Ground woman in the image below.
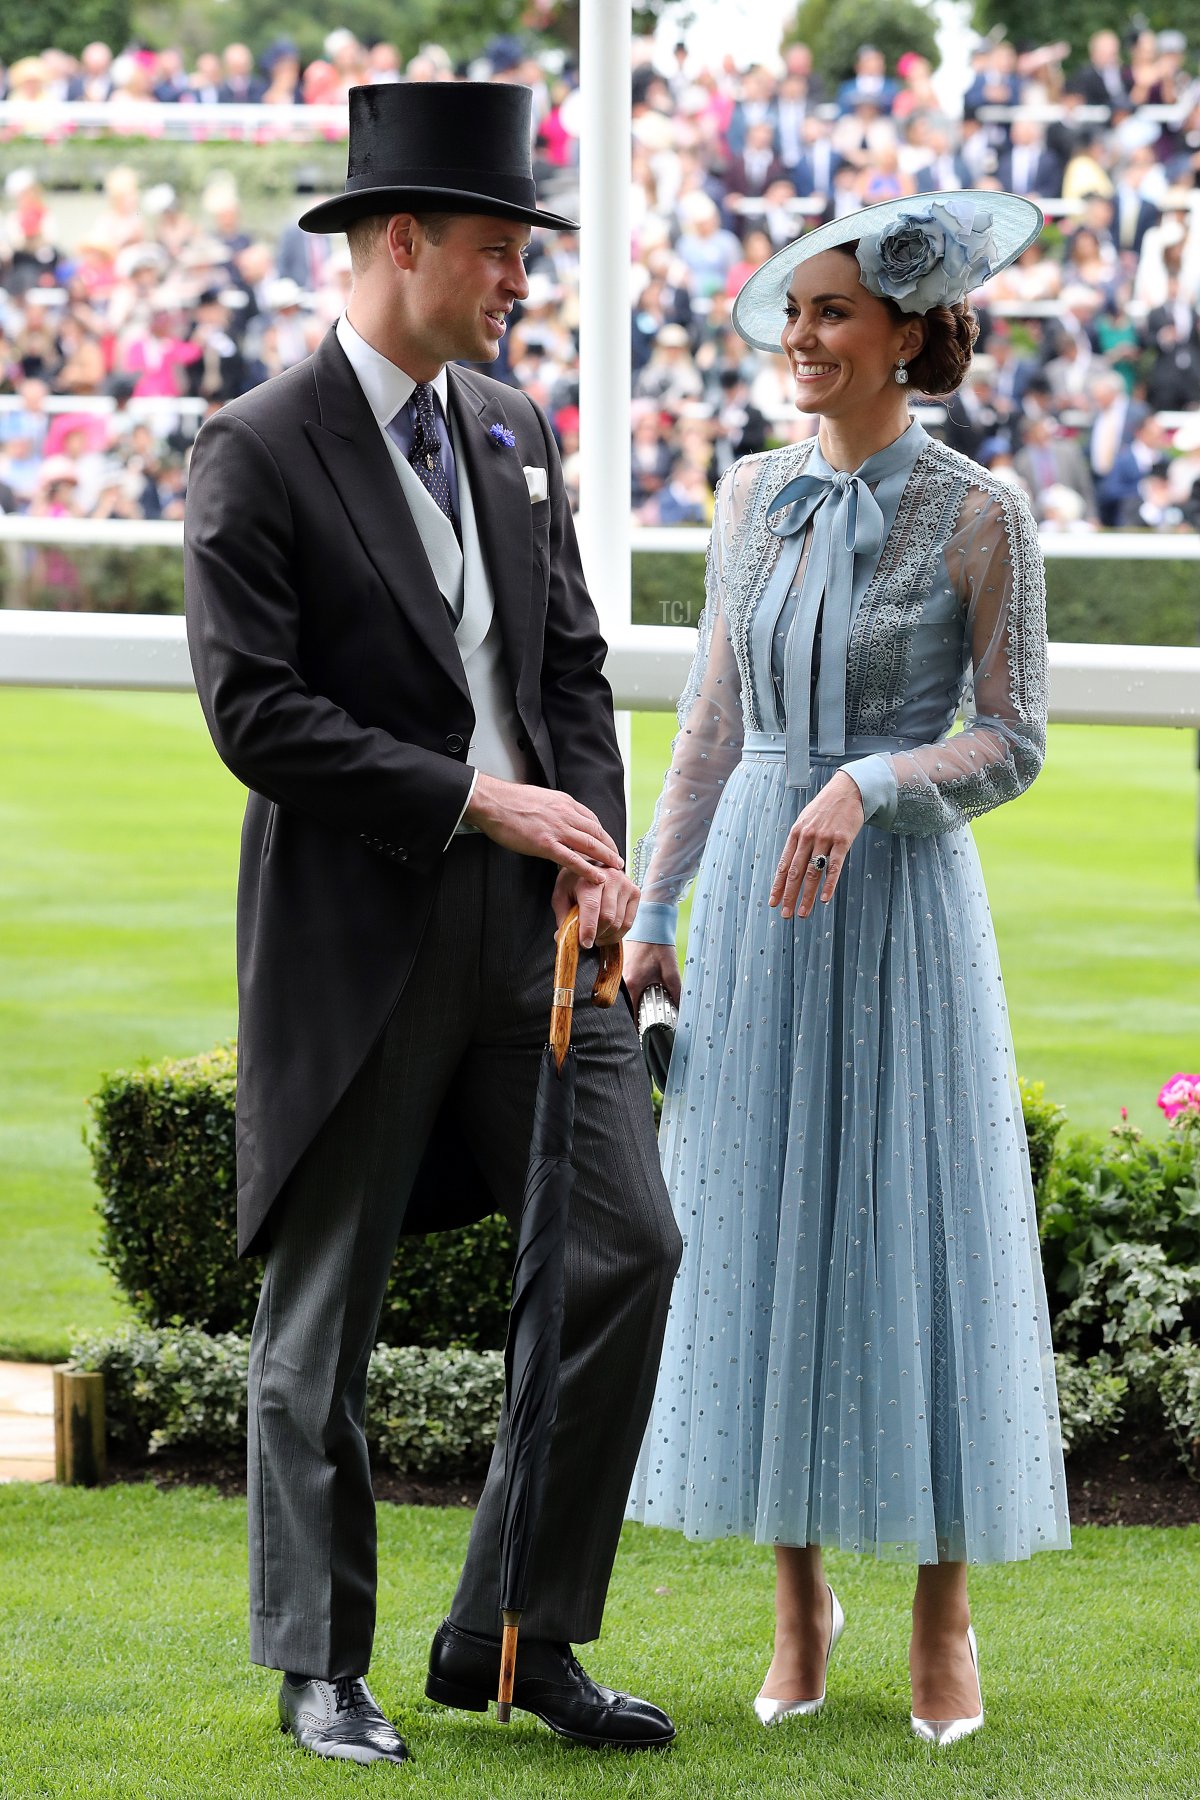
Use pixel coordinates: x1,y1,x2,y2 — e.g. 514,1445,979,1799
625,193,1070,1744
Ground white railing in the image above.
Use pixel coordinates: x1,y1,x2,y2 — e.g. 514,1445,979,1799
2,609,1198,726
0,394,207,420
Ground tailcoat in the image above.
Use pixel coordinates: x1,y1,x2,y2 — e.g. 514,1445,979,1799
185,329,625,1253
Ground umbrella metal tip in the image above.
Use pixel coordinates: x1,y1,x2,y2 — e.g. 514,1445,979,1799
496,1701,512,1724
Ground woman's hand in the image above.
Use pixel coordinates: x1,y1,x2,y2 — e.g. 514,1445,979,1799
623,939,682,1013
770,770,865,920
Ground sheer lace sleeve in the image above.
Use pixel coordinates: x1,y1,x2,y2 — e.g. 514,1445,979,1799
843,479,1047,837
627,461,752,942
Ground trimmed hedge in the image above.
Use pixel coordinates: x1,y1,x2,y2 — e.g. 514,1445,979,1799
0,141,346,216
972,0,1200,76
69,1324,503,1476
630,549,1200,646
0,0,129,64
3,544,1198,649
73,1320,1200,1479
787,0,941,83
88,1047,515,1350
85,1044,1200,1480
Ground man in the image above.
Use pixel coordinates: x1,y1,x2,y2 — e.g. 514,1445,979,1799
790,117,842,213
725,63,779,158
997,118,1064,199
1013,413,1097,523
724,118,789,205
1068,29,1132,114
1111,147,1162,259
1087,370,1147,526
65,41,114,103
184,82,680,1768
1099,414,1167,526
217,43,266,104
836,43,897,114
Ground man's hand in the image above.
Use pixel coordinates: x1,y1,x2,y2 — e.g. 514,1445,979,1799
551,865,641,949
465,773,624,878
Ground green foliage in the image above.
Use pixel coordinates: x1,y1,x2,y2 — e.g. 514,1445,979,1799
1052,1350,1128,1455
87,1046,516,1349
1020,1077,1068,1204
69,1323,504,1473
787,0,940,84
1058,1241,1200,1354
0,546,184,616
366,1343,503,1475
0,0,130,64
89,1046,244,1330
1042,552,1200,648
1038,1114,1200,1314
972,1,1200,71
70,1323,249,1455
218,0,528,66
1156,1340,1200,1480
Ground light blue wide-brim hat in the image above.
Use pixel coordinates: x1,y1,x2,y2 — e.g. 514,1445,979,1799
732,189,1043,353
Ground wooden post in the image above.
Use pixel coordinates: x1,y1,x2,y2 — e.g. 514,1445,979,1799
53,1368,106,1486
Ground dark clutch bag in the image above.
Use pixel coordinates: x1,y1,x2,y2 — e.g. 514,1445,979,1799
637,983,678,1091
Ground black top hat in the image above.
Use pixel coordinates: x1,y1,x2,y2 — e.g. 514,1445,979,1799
298,82,578,235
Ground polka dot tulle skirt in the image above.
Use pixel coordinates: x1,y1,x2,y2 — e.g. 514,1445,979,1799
627,753,1071,1564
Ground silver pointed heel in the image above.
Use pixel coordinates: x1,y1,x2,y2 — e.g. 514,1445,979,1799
754,1587,845,1725
910,1623,984,1746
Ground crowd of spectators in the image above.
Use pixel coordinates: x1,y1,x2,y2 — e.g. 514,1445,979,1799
5,24,1200,532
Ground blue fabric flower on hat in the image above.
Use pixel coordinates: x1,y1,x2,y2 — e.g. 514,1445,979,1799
488,422,517,449
856,199,998,314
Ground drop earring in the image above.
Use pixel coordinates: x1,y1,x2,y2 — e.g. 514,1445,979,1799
894,357,909,386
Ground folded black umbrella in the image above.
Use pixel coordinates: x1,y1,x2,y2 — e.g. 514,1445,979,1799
637,982,678,1092
496,906,622,1721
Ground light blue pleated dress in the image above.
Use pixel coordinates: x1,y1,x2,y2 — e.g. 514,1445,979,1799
626,420,1070,1564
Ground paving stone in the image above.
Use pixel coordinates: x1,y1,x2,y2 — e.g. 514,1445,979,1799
0,1361,55,1484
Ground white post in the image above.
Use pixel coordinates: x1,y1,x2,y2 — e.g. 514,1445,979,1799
578,0,634,842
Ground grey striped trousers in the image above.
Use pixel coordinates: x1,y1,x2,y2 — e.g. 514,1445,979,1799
247,835,681,1679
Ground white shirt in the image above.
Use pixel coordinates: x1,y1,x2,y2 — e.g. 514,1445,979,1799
335,311,450,438
334,312,478,838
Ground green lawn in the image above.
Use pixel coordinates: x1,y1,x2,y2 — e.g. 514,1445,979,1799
2,691,1199,1362
1,1485,1196,1799
0,691,240,1360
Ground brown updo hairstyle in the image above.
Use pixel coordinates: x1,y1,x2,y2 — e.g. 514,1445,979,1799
834,244,980,396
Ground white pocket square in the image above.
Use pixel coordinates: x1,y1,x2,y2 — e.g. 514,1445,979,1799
523,465,548,504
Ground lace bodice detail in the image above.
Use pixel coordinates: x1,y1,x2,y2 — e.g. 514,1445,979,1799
631,431,1048,938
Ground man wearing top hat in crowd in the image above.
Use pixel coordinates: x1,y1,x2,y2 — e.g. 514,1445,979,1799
184,81,681,1766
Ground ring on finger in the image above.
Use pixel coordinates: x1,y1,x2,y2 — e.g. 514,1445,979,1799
809,852,829,874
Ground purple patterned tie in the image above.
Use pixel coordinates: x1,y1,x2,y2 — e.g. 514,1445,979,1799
407,381,457,529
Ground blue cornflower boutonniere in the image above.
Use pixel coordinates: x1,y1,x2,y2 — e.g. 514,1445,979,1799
488,422,516,450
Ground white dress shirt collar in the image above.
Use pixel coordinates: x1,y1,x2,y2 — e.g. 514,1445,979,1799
335,312,450,428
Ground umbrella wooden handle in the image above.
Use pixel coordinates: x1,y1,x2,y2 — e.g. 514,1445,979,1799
497,1609,520,1722
550,907,623,1070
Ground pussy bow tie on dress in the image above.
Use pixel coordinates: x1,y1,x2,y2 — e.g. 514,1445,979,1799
750,423,926,789
765,465,886,789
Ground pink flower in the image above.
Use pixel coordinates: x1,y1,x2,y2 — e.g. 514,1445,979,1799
1157,1073,1200,1121
1120,1106,1128,1121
